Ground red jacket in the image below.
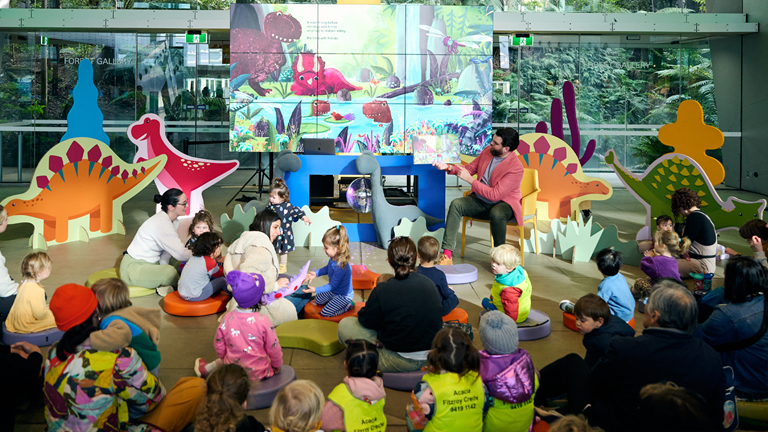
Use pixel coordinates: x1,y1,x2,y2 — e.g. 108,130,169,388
448,147,524,224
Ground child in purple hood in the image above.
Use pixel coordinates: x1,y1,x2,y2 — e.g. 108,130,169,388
479,311,538,432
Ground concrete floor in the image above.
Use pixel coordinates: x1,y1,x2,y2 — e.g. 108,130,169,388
3,170,766,432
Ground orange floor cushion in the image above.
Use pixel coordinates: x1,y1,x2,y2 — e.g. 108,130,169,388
628,317,635,330
563,312,579,332
352,265,380,290
443,307,468,324
303,300,365,323
162,291,229,317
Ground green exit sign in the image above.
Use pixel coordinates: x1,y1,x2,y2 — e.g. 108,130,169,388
40,36,49,46
186,32,208,44
512,35,533,46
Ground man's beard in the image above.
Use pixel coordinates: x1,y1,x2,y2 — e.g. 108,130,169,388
490,147,503,157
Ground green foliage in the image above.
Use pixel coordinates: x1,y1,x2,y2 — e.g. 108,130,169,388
362,84,379,99
630,136,673,168
272,82,294,100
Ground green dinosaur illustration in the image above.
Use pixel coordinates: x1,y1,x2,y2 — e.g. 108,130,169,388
605,150,765,232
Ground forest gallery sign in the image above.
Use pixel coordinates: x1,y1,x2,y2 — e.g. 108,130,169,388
586,60,653,71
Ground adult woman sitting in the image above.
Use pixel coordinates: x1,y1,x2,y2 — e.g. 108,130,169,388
223,209,297,326
120,189,192,296
695,256,768,399
337,237,443,372
671,188,717,276
45,283,205,432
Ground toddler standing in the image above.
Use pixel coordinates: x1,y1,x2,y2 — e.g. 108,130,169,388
270,380,326,432
416,236,459,317
595,248,635,323
303,226,353,318
193,364,267,432
406,327,486,432
179,232,226,302
0,204,18,322
479,311,538,432
633,230,689,299
322,340,387,431
268,178,311,274
195,270,283,381
6,252,56,333
89,278,162,376
481,244,533,323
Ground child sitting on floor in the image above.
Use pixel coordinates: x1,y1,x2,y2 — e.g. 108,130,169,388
5,252,56,333
481,244,533,323
271,380,326,432
633,230,689,299
195,271,282,381
595,248,635,323
416,236,459,317
322,340,386,431
303,225,354,318
89,278,162,376
193,364,267,432
406,327,486,432
479,311,538,432
179,232,226,302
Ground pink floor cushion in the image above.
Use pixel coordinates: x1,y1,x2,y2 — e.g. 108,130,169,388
2,322,64,347
246,365,297,409
435,264,478,284
518,310,551,341
382,370,427,391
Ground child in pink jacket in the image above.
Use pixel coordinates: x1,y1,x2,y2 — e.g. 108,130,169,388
194,271,282,381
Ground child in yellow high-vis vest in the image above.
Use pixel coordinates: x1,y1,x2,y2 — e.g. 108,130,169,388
270,380,326,432
481,245,533,323
322,340,387,431
406,327,487,432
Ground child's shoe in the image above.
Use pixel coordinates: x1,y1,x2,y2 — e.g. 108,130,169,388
279,264,288,274
156,285,174,297
194,358,208,378
436,255,453,266
559,300,575,314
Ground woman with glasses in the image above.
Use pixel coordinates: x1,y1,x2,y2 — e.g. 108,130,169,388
120,188,192,296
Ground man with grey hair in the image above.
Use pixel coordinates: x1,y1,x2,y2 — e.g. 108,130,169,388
588,282,725,432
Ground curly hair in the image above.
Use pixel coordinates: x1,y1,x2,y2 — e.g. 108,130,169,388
670,188,701,218
270,178,290,202
192,232,223,258
653,230,691,258
195,364,251,432
188,209,214,238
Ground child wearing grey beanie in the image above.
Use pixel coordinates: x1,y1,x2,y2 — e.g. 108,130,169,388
479,311,538,431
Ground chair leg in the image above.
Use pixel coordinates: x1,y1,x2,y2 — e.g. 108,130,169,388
519,225,524,266
461,217,467,257
533,217,540,255
489,226,494,249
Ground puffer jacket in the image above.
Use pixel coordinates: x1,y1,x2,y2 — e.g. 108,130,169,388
480,349,538,432
223,231,297,326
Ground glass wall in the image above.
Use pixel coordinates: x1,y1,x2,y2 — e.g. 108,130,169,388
0,30,249,182
492,34,730,173
6,0,706,13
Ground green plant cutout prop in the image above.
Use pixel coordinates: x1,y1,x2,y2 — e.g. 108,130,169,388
554,216,604,264
605,150,765,233
292,206,341,248
522,219,568,256
220,204,257,246
658,100,725,186
393,217,445,247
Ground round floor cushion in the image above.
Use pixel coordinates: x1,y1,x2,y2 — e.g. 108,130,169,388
162,291,229,317
352,265,380,290
382,370,427,391
443,307,469,324
246,365,297,409
518,309,551,341
85,268,155,298
303,300,365,323
2,322,64,347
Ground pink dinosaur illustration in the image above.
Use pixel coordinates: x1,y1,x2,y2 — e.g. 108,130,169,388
129,114,240,216
291,53,362,96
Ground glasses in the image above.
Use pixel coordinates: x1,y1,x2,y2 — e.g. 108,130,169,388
178,201,188,207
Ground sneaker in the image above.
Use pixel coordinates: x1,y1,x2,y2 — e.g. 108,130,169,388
194,358,208,378
559,300,575,314
279,264,288,274
156,285,174,297
436,255,453,266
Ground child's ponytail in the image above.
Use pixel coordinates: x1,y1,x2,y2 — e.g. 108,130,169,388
654,230,689,257
195,364,251,432
426,327,480,379
270,178,290,202
322,225,350,269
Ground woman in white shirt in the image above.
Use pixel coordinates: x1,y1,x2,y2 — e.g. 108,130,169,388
0,204,19,321
120,189,192,296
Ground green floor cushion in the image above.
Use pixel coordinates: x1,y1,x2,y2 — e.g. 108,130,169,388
85,268,156,298
737,400,768,424
276,319,345,357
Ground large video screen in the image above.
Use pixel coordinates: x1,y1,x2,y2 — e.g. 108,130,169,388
229,4,493,155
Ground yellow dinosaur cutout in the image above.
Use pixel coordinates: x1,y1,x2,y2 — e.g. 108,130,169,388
658,100,725,186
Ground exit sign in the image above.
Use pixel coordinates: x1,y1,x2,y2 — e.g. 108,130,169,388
40,36,49,45
512,35,533,46
186,32,208,44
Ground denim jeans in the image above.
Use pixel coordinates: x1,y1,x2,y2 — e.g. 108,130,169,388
337,317,426,372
